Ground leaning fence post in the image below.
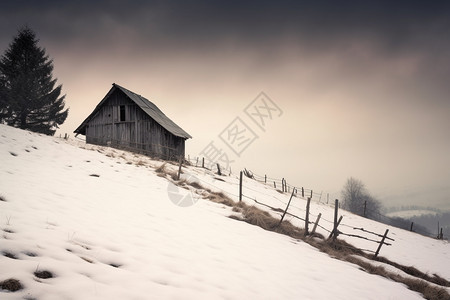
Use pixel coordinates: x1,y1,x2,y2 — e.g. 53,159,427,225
310,213,322,236
332,216,343,242
239,171,243,202
374,229,389,258
304,197,311,236
279,189,295,225
328,199,339,239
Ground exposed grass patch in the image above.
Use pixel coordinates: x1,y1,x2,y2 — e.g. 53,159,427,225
34,270,53,279
0,278,23,292
189,181,202,189
207,192,235,207
375,256,450,287
155,163,167,174
345,256,450,300
136,160,146,166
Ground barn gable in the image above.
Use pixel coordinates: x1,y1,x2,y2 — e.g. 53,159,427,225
74,83,191,159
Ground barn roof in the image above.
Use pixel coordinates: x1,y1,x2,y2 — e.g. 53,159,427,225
74,83,192,139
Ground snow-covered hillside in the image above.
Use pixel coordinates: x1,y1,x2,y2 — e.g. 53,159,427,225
0,124,448,299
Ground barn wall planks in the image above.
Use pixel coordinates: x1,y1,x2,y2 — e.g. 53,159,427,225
85,89,186,160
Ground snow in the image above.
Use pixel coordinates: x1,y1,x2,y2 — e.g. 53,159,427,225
0,124,447,299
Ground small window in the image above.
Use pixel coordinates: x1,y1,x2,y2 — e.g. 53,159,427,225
119,105,126,122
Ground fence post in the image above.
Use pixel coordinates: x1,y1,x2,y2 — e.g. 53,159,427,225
282,178,285,192
374,229,389,258
327,193,329,204
440,228,443,240
304,197,311,236
177,156,183,180
265,175,267,183
302,187,304,198
328,199,339,240
332,216,343,242
195,157,198,167
202,157,205,168
410,222,414,232
274,181,276,189
437,222,440,239
279,189,295,225
217,163,221,176
310,213,322,236
239,171,243,202
310,190,313,199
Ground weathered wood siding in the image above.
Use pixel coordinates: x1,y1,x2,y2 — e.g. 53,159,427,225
85,89,185,159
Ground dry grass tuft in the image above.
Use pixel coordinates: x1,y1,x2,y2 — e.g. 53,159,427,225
230,204,304,239
189,181,203,189
169,171,178,181
136,160,146,167
0,195,6,202
345,256,450,300
375,256,450,287
34,270,53,279
207,192,235,207
0,278,23,292
155,163,167,174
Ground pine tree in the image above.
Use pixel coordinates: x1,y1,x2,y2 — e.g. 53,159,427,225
0,26,68,135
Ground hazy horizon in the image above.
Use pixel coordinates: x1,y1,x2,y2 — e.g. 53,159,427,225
1,0,449,211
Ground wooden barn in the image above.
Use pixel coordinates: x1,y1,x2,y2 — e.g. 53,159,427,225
74,83,192,159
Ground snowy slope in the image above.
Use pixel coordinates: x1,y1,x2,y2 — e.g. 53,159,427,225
0,124,443,299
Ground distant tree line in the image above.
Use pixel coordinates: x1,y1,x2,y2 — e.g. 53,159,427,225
341,177,447,239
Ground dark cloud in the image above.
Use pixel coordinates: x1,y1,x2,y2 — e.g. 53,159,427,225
3,1,450,50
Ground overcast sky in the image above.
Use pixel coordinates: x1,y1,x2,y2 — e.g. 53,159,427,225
1,0,450,210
